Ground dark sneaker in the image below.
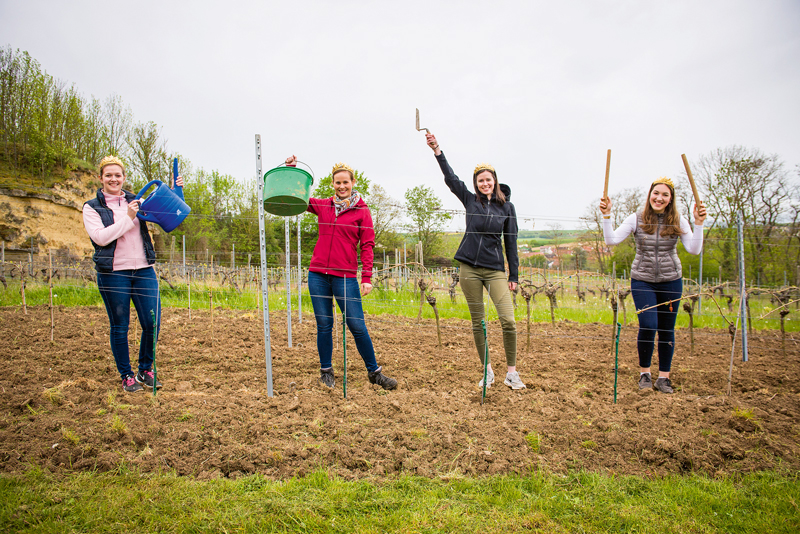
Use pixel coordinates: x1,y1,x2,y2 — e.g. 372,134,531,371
638,373,652,390
122,375,143,393
654,377,674,394
368,366,397,390
136,370,162,390
319,368,335,388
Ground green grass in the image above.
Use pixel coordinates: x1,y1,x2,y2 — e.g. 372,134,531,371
1,469,798,533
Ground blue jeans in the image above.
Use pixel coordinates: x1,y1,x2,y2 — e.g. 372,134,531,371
630,277,683,373
307,271,378,372
96,267,161,379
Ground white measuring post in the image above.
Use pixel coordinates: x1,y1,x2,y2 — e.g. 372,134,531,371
255,134,274,397
297,214,302,324
285,217,292,347
736,213,748,362
182,235,186,278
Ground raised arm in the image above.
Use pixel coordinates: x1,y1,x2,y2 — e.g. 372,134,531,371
425,133,472,206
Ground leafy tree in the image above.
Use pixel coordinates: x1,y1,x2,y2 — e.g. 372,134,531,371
690,146,794,284
368,183,403,250
403,185,451,260
128,121,168,186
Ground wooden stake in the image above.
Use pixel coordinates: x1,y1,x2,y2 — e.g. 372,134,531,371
20,262,27,315
603,149,611,199
681,154,702,207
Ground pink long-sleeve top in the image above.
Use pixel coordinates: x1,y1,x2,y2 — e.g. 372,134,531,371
82,191,150,271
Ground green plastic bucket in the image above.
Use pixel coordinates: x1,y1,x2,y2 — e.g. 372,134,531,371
263,165,314,216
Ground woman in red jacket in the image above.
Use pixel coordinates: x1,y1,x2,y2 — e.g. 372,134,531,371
286,156,397,390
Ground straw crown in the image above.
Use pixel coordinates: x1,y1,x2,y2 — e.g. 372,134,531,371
331,162,354,176
98,155,126,174
652,177,675,188
474,163,495,175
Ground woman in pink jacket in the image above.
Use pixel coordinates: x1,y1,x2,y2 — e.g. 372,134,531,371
286,156,397,390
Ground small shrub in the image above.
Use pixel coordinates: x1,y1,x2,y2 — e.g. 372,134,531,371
110,415,127,435
581,440,597,450
61,427,80,445
177,410,193,422
733,407,754,420
525,432,541,453
409,428,428,439
42,387,64,406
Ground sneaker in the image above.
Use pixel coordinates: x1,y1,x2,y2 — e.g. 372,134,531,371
654,377,674,394
319,368,335,388
479,368,495,389
638,373,652,390
504,371,527,390
368,366,397,390
136,369,163,390
122,375,143,393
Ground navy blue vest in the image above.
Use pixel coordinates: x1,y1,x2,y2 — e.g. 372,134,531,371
84,189,156,272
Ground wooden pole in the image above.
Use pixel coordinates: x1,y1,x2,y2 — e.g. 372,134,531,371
681,154,702,207
20,262,27,315
603,149,611,199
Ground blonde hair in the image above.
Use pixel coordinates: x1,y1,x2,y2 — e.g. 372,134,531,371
98,155,126,176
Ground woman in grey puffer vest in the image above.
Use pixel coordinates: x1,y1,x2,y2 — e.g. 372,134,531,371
600,178,706,394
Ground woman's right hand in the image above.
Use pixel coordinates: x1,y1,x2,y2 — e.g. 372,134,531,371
426,133,441,156
127,199,141,221
599,196,612,216
285,155,297,167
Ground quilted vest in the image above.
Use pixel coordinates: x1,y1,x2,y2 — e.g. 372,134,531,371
630,212,682,283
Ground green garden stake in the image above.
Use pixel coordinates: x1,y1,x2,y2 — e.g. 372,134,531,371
343,314,347,399
613,321,621,404
151,309,158,398
481,319,488,405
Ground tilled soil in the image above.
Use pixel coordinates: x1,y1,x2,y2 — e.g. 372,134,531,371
1,306,798,480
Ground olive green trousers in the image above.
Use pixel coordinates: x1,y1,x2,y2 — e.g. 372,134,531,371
458,262,517,367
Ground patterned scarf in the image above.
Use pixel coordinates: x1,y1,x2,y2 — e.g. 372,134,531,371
333,190,361,216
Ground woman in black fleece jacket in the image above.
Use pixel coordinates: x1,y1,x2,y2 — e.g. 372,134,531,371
425,133,525,390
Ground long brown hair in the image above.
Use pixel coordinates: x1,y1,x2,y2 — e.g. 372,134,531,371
640,181,682,237
472,169,506,205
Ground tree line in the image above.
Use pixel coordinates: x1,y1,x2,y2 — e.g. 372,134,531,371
0,46,458,265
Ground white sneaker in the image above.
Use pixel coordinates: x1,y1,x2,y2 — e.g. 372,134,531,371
504,371,527,390
478,369,494,389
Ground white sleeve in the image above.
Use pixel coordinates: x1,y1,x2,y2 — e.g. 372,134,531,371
602,213,637,246
679,217,704,255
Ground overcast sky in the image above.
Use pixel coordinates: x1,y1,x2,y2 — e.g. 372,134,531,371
2,0,798,230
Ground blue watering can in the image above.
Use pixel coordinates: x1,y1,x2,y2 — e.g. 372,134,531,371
134,159,191,232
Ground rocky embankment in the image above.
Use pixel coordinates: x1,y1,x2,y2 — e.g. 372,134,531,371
0,171,98,257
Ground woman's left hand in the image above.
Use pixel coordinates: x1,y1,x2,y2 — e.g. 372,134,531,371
694,202,707,226
361,283,373,296
509,281,517,292
175,175,184,187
